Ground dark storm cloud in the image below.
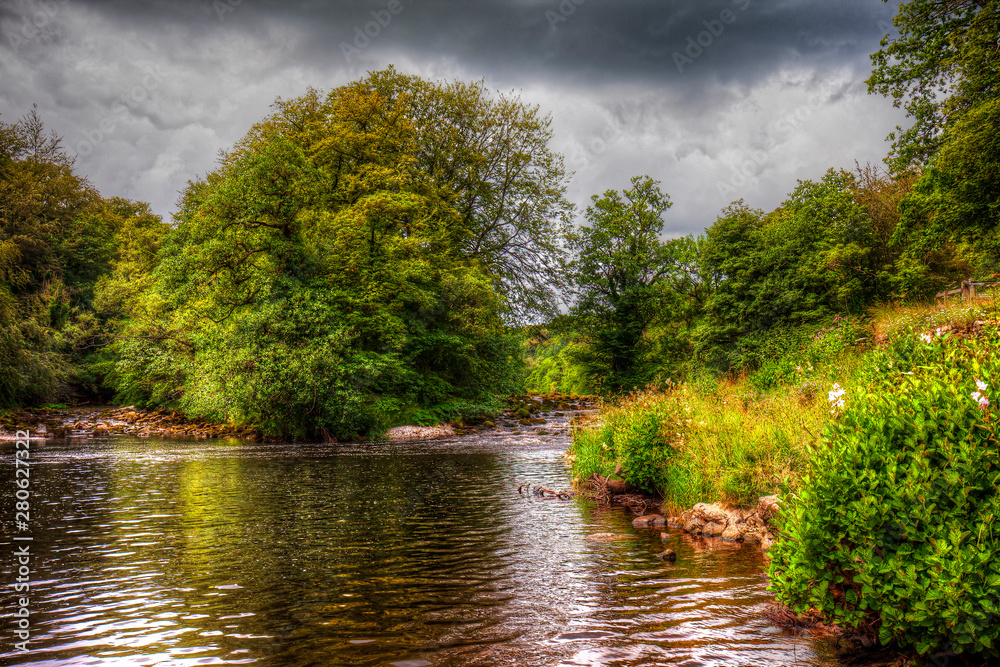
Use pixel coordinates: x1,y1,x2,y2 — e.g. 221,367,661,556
0,0,907,233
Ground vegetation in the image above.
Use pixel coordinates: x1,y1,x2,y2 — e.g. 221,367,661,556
3,0,1000,654
770,318,1000,657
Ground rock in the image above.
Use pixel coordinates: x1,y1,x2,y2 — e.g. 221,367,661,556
757,495,782,522
743,531,763,545
683,518,705,535
657,549,677,562
702,521,726,537
52,427,67,438
536,429,548,435
482,421,495,428
586,533,632,543
518,419,532,426
632,514,666,528
721,524,744,542
693,502,729,525
605,478,631,494
660,531,675,542
93,426,110,437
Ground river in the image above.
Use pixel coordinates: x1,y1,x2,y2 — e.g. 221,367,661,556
0,413,841,666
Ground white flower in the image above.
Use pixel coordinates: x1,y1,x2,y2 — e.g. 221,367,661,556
920,333,932,344
935,327,945,337
976,379,988,392
828,383,846,413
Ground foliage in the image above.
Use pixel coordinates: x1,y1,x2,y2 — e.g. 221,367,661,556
570,383,823,511
109,70,534,439
868,0,1000,171
768,325,1000,656
565,175,709,392
521,329,590,395
0,108,158,406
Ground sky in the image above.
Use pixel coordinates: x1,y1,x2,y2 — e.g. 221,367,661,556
0,0,908,236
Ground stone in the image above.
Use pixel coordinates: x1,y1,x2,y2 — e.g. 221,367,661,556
657,549,677,562
721,524,744,542
660,531,675,542
586,533,631,543
757,495,782,522
743,531,762,545
702,521,726,537
482,421,495,428
632,514,666,528
693,502,730,525
683,518,705,535
93,426,110,437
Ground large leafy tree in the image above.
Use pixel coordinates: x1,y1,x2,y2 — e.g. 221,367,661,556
565,175,705,392
868,0,1000,171
111,69,540,439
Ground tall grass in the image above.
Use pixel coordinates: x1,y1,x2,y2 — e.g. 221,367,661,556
569,381,828,513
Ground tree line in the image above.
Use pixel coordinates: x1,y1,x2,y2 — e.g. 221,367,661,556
2,0,997,440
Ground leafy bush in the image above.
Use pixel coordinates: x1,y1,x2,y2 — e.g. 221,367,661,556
768,326,1000,657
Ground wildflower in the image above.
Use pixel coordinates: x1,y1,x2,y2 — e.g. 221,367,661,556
828,383,846,413
972,379,990,410
920,333,932,344
935,327,945,337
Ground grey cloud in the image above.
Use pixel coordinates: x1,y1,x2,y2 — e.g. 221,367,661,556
0,0,908,235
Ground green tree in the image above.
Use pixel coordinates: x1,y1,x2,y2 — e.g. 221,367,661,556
110,70,534,439
0,108,148,405
868,0,1000,171
566,175,703,392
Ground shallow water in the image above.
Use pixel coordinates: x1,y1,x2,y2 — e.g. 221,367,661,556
0,419,840,666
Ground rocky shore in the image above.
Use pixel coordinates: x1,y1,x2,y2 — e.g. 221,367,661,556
630,495,783,554
0,393,601,443
0,405,254,441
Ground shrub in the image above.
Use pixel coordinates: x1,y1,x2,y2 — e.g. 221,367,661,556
768,326,1000,657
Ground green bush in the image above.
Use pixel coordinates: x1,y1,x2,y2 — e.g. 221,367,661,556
768,326,1000,657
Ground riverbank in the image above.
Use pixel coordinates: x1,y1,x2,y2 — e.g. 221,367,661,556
567,300,1000,661
0,392,601,443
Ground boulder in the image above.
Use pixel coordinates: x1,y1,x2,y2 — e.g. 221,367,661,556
702,521,726,537
586,533,631,543
756,495,782,522
683,517,705,535
660,531,675,542
632,514,666,529
721,524,744,542
693,502,729,525
656,549,677,562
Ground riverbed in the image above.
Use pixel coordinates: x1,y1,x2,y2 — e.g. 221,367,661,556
0,416,840,666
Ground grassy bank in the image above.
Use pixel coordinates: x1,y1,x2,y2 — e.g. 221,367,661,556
569,298,1000,658
568,299,998,510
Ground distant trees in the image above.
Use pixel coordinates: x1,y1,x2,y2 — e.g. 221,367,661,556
564,176,710,391
0,109,162,406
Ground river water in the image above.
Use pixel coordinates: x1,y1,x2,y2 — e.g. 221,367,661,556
0,417,841,666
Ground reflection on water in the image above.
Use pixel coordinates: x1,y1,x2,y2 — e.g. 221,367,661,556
0,425,839,666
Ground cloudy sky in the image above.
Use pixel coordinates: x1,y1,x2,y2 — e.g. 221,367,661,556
0,0,907,236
